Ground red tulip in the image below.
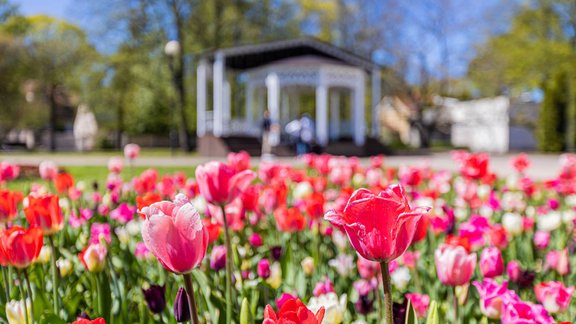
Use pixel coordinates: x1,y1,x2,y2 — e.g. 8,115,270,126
263,297,325,324
460,153,489,180
141,194,208,274
195,161,255,206
136,192,162,218
73,318,106,324
24,194,64,235
54,172,74,193
227,151,251,172
0,190,23,223
0,226,43,268
324,185,429,262
274,206,306,233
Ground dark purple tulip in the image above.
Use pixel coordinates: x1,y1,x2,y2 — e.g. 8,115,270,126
354,295,373,315
271,246,283,260
393,300,408,324
142,285,166,314
516,270,536,288
174,287,191,322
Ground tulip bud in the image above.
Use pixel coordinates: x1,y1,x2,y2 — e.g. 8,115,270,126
534,231,550,249
270,246,282,261
257,259,271,279
249,233,263,248
6,299,31,324
56,258,73,277
209,245,226,271
480,247,504,278
507,261,521,282
37,246,52,264
301,257,315,276
78,243,107,273
266,262,282,289
142,285,166,314
174,287,191,322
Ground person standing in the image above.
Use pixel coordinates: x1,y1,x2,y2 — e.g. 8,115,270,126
261,110,272,156
298,113,314,155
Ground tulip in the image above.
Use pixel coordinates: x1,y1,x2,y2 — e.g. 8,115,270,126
506,261,521,282
264,297,325,324
24,194,63,235
142,285,166,314
405,293,430,317
249,233,263,248
79,243,107,273
534,281,575,314
0,226,43,268
90,223,111,245
301,256,315,276
110,203,136,224
313,278,335,297
56,258,73,277
545,249,570,276
124,143,140,160
480,247,503,278
391,267,411,290
325,185,428,324
209,245,226,271
54,172,74,194
257,259,271,279
226,150,251,172
534,231,550,249
0,190,23,224
6,299,31,324
173,287,191,322
266,262,282,289
473,279,509,319
273,206,305,232
501,299,554,324
140,194,207,324
308,292,347,324
107,157,123,174
72,319,106,324
39,161,58,180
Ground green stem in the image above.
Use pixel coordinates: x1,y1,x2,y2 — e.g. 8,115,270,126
2,266,10,301
96,274,104,318
48,236,60,315
452,286,458,324
17,271,29,324
379,261,393,324
221,204,234,324
183,273,200,324
23,269,34,322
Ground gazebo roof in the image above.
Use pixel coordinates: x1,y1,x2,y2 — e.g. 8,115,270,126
199,37,381,72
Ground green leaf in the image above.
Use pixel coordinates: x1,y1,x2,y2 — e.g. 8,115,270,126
39,313,66,324
425,300,439,324
405,299,418,324
239,297,252,324
191,270,218,322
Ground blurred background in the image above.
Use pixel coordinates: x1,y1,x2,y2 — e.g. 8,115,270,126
0,0,574,155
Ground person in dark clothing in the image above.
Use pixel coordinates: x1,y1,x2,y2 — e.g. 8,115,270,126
261,110,272,155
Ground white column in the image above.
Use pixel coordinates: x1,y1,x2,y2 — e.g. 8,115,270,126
265,73,280,123
213,52,225,137
352,74,366,146
196,59,207,137
316,85,329,146
245,82,254,128
223,80,231,134
371,69,381,137
330,91,340,140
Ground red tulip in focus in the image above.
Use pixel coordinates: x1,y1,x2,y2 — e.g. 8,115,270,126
324,185,429,262
263,297,325,324
24,194,63,235
54,172,74,193
435,243,477,286
0,190,23,223
141,194,208,274
0,226,43,268
195,161,255,206
411,214,429,244
274,206,306,232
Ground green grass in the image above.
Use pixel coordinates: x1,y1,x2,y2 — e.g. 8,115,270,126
1,148,198,158
6,165,197,192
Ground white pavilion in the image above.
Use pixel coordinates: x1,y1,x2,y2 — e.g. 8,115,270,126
196,38,384,156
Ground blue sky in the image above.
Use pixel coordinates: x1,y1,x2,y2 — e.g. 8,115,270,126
14,0,71,20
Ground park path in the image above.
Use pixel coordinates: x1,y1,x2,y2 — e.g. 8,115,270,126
0,152,564,181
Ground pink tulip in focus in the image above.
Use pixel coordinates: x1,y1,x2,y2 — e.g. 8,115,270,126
435,243,477,286
534,281,575,314
108,157,124,174
405,293,429,317
480,246,503,278
39,161,58,180
473,279,509,319
141,193,208,274
324,185,429,263
195,161,256,206
124,143,140,160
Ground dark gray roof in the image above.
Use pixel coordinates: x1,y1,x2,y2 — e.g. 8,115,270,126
199,37,381,72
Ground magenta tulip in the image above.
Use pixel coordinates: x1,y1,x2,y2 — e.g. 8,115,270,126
534,281,575,314
141,194,208,274
480,247,504,278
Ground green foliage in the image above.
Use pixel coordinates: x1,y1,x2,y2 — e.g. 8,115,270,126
425,301,439,324
537,72,573,152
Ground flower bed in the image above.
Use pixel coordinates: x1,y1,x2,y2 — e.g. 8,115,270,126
0,148,575,323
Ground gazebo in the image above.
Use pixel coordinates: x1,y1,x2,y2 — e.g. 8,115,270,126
196,37,383,155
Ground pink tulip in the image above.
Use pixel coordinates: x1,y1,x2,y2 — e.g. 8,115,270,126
124,143,140,160
141,193,208,274
507,261,521,282
0,161,19,182
533,231,550,249
473,279,509,319
195,161,256,206
402,251,420,269
134,242,151,259
209,245,226,271
502,299,554,324
79,243,107,272
312,278,335,297
324,185,429,263
357,255,380,279
405,293,430,317
249,233,263,248
227,151,251,172
545,249,570,276
435,243,477,286
510,153,530,173
480,247,504,278
257,259,271,279
534,281,575,314
90,223,111,245
108,157,124,174
110,203,137,224
39,160,58,180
